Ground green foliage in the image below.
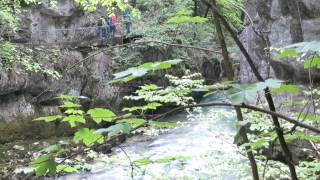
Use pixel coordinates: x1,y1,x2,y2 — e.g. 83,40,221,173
275,49,299,60
105,123,132,138
74,128,104,147
31,155,57,176
87,108,116,124
125,73,204,106
59,102,82,109
110,59,183,83
272,84,300,95
117,118,147,129
62,115,86,128
304,57,320,69
122,102,162,113
227,79,282,105
56,164,78,174
167,10,208,24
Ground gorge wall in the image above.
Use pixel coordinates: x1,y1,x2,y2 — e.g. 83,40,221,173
239,0,320,82
0,1,122,122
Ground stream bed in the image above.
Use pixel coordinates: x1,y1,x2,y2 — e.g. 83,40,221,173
60,98,250,180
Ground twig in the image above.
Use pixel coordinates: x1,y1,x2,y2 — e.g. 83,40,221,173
118,145,134,180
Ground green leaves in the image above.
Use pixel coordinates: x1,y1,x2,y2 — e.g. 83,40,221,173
31,155,57,176
56,164,78,174
275,49,299,60
167,16,208,24
272,84,300,95
304,57,320,69
117,118,147,129
122,102,162,113
110,59,183,83
74,128,104,147
227,79,283,105
96,124,132,138
59,102,81,109
34,115,63,123
87,108,116,124
106,124,132,138
227,84,257,105
63,115,86,128
166,10,208,24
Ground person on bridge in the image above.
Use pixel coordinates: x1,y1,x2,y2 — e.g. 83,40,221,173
96,16,107,39
123,11,132,34
108,15,118,37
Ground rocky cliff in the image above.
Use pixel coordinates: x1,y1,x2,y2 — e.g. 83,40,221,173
239,0,320,82
0,1,122,122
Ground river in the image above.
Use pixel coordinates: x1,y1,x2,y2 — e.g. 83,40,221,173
60,97,250,180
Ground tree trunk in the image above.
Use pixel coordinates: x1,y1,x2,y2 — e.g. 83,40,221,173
203,1,298,179
211,1,259,179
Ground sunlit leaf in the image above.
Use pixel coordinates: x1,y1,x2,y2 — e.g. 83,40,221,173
87,108,116,124
117,118,147,129
275,49,299,60
96,124,132,138
272,84,300,95
56,164,78,174
59,102,81,109
74,128,104,147
31,155,57,176
62,115,85,128
304,57,320,69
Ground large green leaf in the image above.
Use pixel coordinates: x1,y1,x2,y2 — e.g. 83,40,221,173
110,59,183,83
117,118,147,129
34,115,63,123
122,102,162,112
304,57,320,69
272,84,300,95
87,108,116,124
275,49,299,60
56,164,78,174
62,115,86,128
227,84,258,105
59,102,81,109
96,124,132,138
31,155,57,176
73,128,104,147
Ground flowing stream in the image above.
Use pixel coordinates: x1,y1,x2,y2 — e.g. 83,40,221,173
60,97,250,180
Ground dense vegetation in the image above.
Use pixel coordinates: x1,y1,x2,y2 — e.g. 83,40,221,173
1,0,320,179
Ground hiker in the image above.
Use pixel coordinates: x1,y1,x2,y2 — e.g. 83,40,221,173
96,17,107,39
123,11,132,34
108,15,118,37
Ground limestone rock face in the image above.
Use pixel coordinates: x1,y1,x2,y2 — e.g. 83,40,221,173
15,0,105,46
0,49,122,122
239,0,320,82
